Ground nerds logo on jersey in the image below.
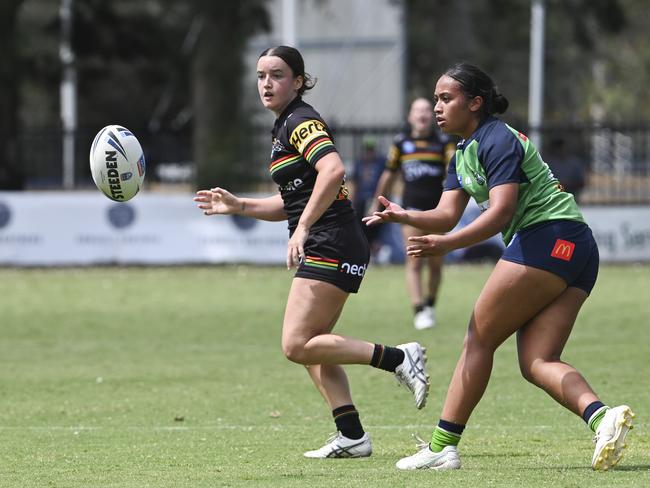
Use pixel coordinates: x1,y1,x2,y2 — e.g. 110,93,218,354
289,119,328,153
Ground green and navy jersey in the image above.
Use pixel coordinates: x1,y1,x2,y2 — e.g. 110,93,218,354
444,116,585,245
269,97,354,232
386,130,453,208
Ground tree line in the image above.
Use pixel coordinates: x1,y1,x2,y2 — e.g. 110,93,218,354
1,0,645,190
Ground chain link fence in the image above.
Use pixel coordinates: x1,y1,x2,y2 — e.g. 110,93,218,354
7,123,650,204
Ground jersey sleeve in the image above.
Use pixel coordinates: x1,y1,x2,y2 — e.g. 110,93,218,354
385,135,403,171
479,127,525,189
443,154,461,190
287,114,337,166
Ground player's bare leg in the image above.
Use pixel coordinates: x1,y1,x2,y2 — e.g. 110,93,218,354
441,260,566,424
402,224,435,329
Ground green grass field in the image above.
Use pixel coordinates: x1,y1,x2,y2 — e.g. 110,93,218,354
0,264,648,487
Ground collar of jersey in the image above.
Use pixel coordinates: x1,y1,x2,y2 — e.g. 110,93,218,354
272,96,304,133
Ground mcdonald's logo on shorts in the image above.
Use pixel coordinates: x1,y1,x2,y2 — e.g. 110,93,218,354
551,239,575,261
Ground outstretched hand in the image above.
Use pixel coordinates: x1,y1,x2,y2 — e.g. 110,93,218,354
406,234,452,257
194,187,242,215
361,195,408,226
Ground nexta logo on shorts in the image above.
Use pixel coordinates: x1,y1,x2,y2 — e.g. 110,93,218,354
340,262,366,277
551,239,575,261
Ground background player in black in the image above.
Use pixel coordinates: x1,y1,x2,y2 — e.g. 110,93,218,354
372,98,455,329
194,46,429,459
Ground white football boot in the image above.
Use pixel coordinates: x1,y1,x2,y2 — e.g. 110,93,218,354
396,443,461,471
414,307,435,330
394,342,430,409
591,405,635,471
303,432,372,459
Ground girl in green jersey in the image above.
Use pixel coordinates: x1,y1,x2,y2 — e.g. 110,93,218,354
365,63,633,472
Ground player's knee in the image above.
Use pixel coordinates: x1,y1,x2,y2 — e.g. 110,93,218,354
518,358,536,384
282,339,308,364
406,255,423,271
518,356,553,385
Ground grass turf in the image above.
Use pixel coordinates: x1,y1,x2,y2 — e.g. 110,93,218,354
0,264,647,487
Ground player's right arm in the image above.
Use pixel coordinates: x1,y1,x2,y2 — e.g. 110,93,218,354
194,188,287,221
369,139,401,213
370,169,398,214
363,189,469,233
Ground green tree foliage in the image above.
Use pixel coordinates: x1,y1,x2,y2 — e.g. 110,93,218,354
189,0,270,191
72,1,190,130
403,0,632,125
0,0,25,189
10,0,271,189
5,0,650,191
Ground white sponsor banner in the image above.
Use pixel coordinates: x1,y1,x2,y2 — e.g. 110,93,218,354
0,192,288,266
582,206,650,262
0,193,648,265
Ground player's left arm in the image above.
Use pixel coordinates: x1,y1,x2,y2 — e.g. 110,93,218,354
286,152,346,267
407,183,517,257
301,152,346,229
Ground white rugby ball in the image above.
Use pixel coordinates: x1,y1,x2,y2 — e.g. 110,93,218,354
89,125,145,201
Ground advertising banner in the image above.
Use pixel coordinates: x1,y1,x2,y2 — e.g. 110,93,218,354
0,193,648,265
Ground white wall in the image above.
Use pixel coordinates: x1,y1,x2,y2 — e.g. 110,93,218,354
246,0,405,126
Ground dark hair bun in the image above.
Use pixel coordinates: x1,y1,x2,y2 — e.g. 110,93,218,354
492,93,509,114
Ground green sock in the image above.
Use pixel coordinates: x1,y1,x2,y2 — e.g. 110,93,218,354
429,426,462,453
589,406,610,432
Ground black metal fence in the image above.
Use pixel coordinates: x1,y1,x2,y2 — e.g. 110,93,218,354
7,123,650,204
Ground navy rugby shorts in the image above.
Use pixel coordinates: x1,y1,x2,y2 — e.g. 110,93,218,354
501,220,599,294
295,217,370,293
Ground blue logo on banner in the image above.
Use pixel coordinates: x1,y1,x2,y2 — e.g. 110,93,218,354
0,201,11,229
107,203,136,229
230,214,257,231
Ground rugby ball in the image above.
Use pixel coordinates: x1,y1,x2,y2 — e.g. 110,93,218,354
89,125,145,201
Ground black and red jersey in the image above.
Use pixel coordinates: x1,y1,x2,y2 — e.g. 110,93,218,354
386,130,454,210
269,97,354,232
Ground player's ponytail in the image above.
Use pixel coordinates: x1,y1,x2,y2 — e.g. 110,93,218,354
444,63,509,116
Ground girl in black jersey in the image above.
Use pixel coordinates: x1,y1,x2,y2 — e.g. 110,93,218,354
194,46,430,459
373,98,455,330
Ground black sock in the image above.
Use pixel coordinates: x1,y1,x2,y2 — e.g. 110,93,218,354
333,404,364,440
414,303,425,314
582,400,606,424
369,344,405,372
424,296,435,308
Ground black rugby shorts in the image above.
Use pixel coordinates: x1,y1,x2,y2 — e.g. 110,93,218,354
295,218,370,293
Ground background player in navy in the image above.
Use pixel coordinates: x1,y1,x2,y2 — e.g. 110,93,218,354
365,63,633,471
372,98,455,329
194,46,429,459
350,137,385,259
